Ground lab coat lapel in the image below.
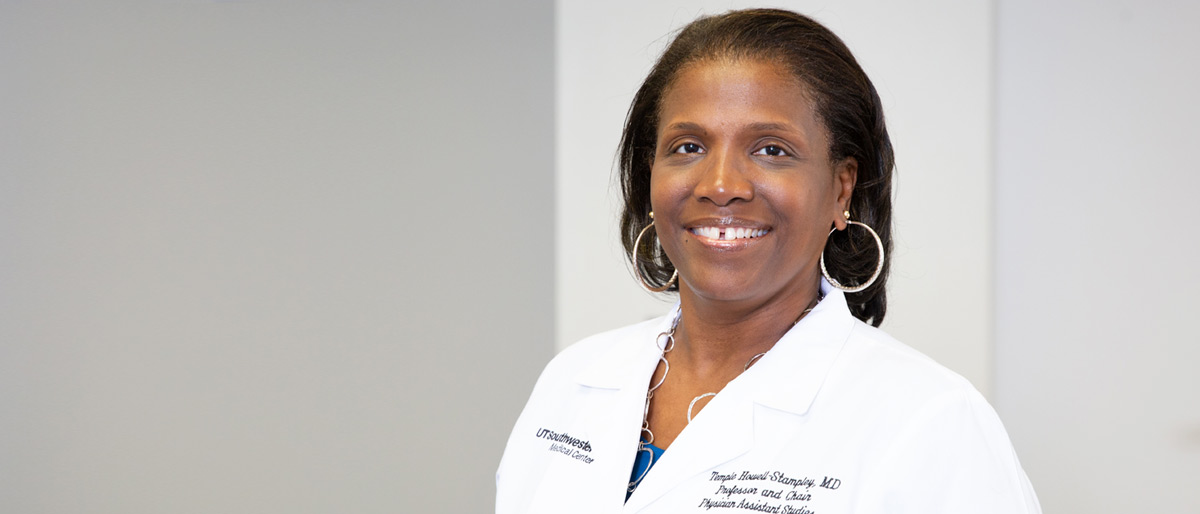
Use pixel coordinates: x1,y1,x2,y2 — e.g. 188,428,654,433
623,380,756,512
564,312,678,510
751,285,856,417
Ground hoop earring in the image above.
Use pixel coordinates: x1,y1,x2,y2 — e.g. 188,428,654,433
820,211,884,293
631,212,678,293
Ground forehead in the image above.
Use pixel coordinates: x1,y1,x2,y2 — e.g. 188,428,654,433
656,59,822,137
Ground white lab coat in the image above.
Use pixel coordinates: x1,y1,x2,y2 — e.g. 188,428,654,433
496,284,1041,513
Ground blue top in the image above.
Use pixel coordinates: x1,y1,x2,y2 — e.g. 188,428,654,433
627,440,666,501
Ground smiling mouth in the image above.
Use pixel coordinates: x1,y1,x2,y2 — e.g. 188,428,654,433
689,226,770,241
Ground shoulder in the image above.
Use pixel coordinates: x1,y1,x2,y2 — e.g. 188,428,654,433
798,318,1000,444
537,314,667,380
826,321,1012,452
818,322,1041,512
830,320,982,407
517,313,668,406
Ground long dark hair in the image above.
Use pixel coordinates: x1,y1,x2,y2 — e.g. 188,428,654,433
618,8,894,326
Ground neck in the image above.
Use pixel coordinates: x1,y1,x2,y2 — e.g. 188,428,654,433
671,280,822,376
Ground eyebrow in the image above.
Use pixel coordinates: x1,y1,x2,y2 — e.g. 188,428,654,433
662,121,799,134
664,122,707,134
746,122,798,133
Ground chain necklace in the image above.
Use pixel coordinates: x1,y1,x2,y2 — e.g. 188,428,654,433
628,296,822,494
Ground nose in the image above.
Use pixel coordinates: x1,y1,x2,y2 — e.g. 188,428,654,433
693,148,753,206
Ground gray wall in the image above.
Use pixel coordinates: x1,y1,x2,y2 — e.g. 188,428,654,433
0,2,553,513
995,1,1200,512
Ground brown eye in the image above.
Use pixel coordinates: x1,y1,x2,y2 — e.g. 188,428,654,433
673,142,704,154
753,145,789,157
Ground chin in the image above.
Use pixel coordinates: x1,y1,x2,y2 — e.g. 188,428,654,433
680,276,765,304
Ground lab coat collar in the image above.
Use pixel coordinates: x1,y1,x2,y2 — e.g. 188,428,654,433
748,279,856,416
573,306,680,390
574,280,854,414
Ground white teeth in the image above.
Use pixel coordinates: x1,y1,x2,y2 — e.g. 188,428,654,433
692,226,767,240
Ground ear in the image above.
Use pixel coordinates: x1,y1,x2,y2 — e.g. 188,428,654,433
832,157,858,230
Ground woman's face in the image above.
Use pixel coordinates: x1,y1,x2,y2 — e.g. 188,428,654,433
650,59,856,307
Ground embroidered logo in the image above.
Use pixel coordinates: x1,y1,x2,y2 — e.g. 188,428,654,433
536,427,595,464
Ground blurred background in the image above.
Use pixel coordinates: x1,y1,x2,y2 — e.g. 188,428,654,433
1,1,1196,512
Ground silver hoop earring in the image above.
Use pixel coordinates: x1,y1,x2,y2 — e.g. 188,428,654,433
631,212,678,293
820,212,884,293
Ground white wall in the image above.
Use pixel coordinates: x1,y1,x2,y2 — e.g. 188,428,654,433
0,2,553,513
557,0,995,395
995,1,1200,512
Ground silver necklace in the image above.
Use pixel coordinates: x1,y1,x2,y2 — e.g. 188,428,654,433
629,297,821,493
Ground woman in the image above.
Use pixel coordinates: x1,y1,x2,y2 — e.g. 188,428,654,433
497,9,1040,513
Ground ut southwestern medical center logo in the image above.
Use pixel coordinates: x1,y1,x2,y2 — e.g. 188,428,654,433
536,427,595,464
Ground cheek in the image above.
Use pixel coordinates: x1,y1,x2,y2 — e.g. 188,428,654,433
761,181,837,236
647,167,689,257
648,166,685,213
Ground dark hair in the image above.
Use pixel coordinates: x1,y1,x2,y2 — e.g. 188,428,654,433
619,8,894,326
